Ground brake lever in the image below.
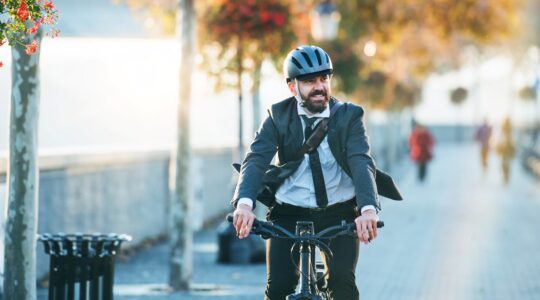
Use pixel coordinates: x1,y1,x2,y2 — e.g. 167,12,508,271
251,224,273,240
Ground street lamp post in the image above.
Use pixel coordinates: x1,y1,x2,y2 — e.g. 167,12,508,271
310,0,340,41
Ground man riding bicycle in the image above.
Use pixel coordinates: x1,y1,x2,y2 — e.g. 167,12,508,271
232,45,380,300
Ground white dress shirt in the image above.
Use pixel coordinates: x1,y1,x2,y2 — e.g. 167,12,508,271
239,101,375,214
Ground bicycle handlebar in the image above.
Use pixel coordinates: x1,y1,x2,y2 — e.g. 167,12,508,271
227,213,385,278
226,214,384,240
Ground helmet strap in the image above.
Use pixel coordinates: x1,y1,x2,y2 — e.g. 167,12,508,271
293,79,307,107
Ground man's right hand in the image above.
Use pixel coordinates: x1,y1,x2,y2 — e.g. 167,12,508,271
233,204,256,239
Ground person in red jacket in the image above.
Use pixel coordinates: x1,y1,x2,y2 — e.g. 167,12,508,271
409,123,435,182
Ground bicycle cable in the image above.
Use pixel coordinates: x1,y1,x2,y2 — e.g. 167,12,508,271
289,237,334,288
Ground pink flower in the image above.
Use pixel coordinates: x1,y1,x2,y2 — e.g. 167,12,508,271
43,0,54,10
25,40,38,55
260,11,271,22
17,0,30,22
43,14,55,25
27,21,42,34
239,6,253,17
272,13,286,26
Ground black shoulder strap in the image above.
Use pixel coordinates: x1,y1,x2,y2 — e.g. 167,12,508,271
293,101,343,160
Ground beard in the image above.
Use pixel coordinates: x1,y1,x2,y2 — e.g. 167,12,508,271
299,89,330,114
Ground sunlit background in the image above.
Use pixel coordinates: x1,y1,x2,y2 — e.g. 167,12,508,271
1,0,540,299
1,0,538,152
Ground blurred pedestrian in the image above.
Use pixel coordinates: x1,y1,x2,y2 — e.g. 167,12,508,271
496,117,516,184
474,119,493,172
409,123,435,182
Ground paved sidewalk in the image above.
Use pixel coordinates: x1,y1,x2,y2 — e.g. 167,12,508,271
112,229,267,300
356,143,540,300
38,143,540,299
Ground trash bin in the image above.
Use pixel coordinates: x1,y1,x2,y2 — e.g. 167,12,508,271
38,233,132,300
216,221,265,264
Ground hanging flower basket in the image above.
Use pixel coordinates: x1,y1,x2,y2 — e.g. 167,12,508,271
204,0,291,43
199,0,295,89
450,87,468,105
0,0,59,67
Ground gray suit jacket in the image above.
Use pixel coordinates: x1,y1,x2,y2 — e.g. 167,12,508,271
232,96,382,211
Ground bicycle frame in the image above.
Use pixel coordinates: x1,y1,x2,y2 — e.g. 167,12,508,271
293,221,320,300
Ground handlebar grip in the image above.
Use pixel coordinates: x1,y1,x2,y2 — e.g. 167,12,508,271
226,213,262,227
377,221,384,228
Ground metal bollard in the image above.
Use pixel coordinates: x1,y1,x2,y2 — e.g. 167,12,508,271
38,233,132,300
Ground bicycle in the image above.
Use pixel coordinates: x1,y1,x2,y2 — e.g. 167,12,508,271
227,214,384,300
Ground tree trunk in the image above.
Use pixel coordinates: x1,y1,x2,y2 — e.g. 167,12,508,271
169,0,195,290
381,74,397,110
251,58,262,136
237,37,244,161
3,33,42,300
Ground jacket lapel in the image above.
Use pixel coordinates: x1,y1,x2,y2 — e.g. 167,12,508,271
285,101,303,161
327,99,350,174
328,121,339,154
327,98,340,157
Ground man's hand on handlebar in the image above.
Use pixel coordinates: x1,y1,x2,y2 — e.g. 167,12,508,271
233,203,256,239
355,209,379,244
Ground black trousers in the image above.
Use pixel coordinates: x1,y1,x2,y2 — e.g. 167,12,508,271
265,200,360,300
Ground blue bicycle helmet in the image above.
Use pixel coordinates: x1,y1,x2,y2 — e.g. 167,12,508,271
283,45,333,82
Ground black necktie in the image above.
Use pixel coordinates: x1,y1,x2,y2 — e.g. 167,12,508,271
302,115,328,208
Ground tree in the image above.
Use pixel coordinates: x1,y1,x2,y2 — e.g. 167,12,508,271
1,1,58,299
4,32,42,300
199,0,296,159
320,0,521,110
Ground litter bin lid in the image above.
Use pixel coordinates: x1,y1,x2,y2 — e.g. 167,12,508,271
37,233,132,257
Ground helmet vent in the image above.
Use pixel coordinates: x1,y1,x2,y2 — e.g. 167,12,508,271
325,53,330,64
301,52,314,68
291,57,303,69
315,50,322,65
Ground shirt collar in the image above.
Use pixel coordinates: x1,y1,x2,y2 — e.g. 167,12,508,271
296,100,330,118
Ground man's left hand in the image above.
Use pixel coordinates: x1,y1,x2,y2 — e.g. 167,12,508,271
355,209,379,244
